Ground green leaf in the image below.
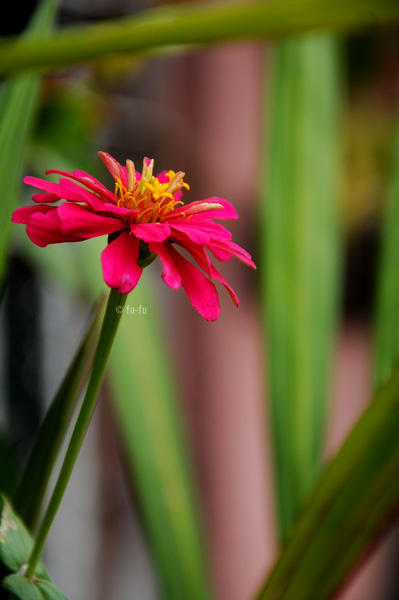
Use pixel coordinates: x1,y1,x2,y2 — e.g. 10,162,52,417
260,34,341,540
13,297,104,531
3,573,67,600
0,496,48,580
256,365,399,600
0,0,56,282
373,118,399,388
108,285,212,600
0,0,397,76
23,289,127,580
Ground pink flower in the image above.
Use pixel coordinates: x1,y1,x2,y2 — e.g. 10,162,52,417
12,153,255,321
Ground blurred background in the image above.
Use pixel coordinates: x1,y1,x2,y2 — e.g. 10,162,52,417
0,1,398,599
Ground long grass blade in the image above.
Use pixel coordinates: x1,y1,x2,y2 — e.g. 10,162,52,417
0,0,397,77
13,298,104,532
108,291,211,599
373,119,399,389
256,364,399,600
260,34,341,540
0,0,57,282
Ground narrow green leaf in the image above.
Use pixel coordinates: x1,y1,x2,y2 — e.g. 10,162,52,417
13,297,104,532
24,289,126,580
3,573,67,600
260,34,341,540
0,496,48,580
373,119,399,388
108,288,211,600
256,365,399,600
0,0,57,281
0,0,397,76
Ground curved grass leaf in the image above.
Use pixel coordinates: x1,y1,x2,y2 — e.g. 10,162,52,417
260,34,341,540
256,365,399,600
0,0,397,76
12,298,104,532
3,574,67,600
373,119,399,388
0,0,57,282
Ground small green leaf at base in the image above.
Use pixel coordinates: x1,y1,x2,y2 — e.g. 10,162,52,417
0,495,48,580
3,573,67,600
0,496,67,599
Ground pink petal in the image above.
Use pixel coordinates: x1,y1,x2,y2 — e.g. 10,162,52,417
174,238,239,307
58,178,113,210
130,222,171,243
100,203,140,218
174,216,231,236
101,230,142,294
156,171,170,184
168,222,209,244
32,192,60,204
165,245,220,321
208,245,232,262
166,198,238,220
209,265,239,307
148,242,181,289
12,204,54,224
24,176,77,199
57,181,138,217
208,239,256,268
174,239,211,276
25,209,83,247
99,152,127,187
57,180,139,217
24,176,96,205
25,175,140,223
57,203,124,239
26,176,112,212
46,169,116,203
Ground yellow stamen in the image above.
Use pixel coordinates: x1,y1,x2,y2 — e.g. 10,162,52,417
126,160,136,192
114,160,190,223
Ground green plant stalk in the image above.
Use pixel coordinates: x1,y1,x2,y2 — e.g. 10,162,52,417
256,365,399,600
25,288,126,579
0,0,397,76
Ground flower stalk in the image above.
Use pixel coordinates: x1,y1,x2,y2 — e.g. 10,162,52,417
25,288,127,579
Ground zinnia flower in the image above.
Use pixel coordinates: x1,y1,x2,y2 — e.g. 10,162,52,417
12,152,255,321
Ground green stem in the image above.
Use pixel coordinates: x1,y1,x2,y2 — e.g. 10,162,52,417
25,288,127,579
0,0,398,77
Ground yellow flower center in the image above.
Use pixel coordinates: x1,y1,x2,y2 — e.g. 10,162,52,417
115,159,189,223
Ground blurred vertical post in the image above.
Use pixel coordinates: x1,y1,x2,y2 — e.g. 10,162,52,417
260,31,342,540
